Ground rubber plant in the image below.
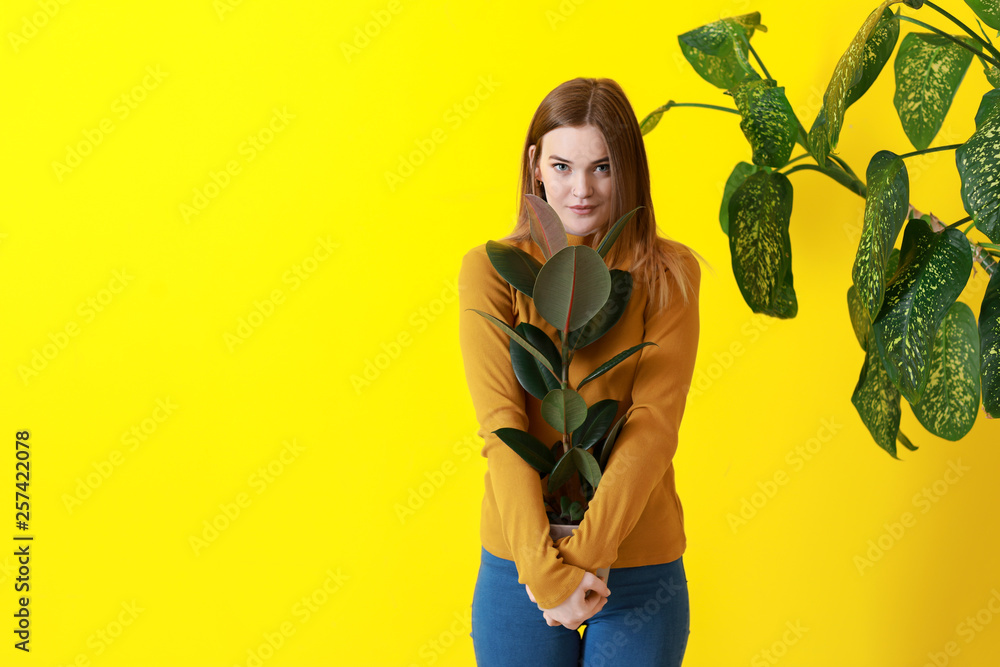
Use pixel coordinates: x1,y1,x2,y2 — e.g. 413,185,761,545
466,194,645,523
641,1,999,458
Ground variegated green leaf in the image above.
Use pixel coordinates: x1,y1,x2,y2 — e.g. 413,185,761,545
846,7,901,107
848,248,901,348
985,64,1000,88
964,0,1000,30
770,225,798,319
852,337,903,459
728,170,795,315
852,151,909,322
719,162,759,235
677,12,764,90
911,302,981,440
979,265,1000,418
871,219,974,404
809,3,916,165
731,78,798,168
956,89,1000,243
893,33,978,151
541,388,588,434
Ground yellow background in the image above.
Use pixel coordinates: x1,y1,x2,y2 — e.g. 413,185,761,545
1,0,998,665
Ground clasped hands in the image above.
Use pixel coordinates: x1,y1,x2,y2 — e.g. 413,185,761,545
525,571,611,631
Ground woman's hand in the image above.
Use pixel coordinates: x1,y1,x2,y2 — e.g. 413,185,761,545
524,572,610,630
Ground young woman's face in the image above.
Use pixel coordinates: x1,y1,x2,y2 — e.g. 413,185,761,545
529,124,613,237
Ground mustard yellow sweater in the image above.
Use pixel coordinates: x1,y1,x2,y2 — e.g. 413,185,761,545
458,229,701,610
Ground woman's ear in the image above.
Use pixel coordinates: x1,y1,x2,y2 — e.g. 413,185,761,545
528,145,538,181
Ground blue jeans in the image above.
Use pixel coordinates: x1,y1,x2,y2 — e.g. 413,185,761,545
471,546,689,666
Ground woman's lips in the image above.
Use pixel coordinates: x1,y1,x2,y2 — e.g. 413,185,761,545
568,206,595,215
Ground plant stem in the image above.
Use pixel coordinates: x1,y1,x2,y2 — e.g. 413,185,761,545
945,215,973,230
921,0,1000,65
667,102,741,115
898,143,963,159
897,13,1000,68
964,220,977,234
980,242,1000,250
745,40,772,80
782,163,868,198
828,154,860,179
785,152,812,166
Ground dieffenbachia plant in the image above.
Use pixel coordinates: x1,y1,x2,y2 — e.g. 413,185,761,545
467,194,646,523
641,2,1000,458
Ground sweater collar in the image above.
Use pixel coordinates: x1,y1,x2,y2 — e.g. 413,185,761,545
566,230,597,246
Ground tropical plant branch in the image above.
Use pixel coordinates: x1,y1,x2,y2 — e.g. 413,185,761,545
668,101,741,115
898,143,964,159
945,215,973,229
920,0,1000,64
897,13,1000,68
781,163,868,197
745,39,773,80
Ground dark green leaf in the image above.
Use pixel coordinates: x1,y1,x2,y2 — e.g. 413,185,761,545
731,78,799,168
577,342,658,390
677,12,764,90
534,245,612,332
911,302,981,440
979,265,1000,417
596,207,642,259
956,89,1000,243
494,427,556,474
720,162,759,235
485,240,543,298
541,388,588,434
852,151,909,322
510,323,562,400
547,447,577,494
848,247,901,348
852,339,903,459
872,219,974,403
567,270,634,350
893,33,978,151
728,170,796,315
572,399,619,450
598,414,627,470
468,308,558,379
572,447,602,490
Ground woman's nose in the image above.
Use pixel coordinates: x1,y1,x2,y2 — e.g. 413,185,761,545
572,173,593,199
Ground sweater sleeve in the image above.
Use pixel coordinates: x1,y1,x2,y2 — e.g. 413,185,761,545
556,248,701,571
458,245,588,610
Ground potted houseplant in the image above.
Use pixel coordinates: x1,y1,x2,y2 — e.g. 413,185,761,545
466,193,650,587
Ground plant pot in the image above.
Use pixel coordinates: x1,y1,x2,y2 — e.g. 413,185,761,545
549,522,610,588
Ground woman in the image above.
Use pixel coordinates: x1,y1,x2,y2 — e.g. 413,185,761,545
458,77,703,666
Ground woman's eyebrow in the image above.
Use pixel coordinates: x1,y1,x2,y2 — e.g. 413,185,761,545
548,155,609,164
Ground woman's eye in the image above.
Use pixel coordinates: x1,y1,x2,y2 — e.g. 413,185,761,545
554,163,568,172
596,164,609,173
